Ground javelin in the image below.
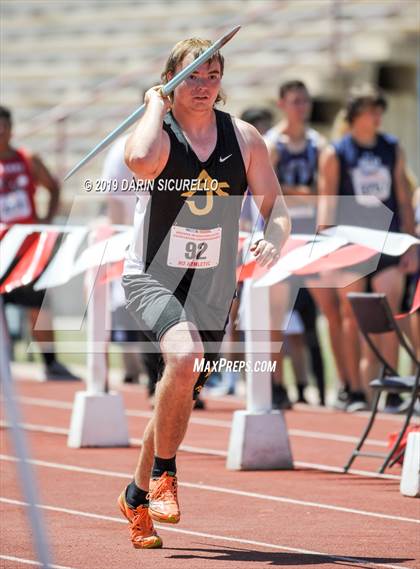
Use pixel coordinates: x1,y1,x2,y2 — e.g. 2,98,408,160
64,25,241,181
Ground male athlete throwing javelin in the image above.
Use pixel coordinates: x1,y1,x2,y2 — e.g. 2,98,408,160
118,37,290,549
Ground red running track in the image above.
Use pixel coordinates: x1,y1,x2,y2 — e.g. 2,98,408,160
1,379,419,569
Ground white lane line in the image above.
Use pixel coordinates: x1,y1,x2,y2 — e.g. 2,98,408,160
0,421,69,436
0,454,412,523
0,421,401,480
0,554,75,569
9,384,412,425
293,460,400,480
7,396,73,410
11,396,232,428
103,434,403,479
7,395,391,447
132,436,229,457
0,421,226,456
0,497,414,569
290,429,388,447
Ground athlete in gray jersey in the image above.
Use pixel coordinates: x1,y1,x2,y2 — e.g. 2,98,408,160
117,37,290,549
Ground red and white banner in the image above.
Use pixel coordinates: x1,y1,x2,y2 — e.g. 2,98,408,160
0,225,418,306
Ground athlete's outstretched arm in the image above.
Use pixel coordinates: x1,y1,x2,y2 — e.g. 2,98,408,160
125,87,171,180
236,120,290,267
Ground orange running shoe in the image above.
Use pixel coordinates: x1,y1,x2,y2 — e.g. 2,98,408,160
148,472,180,524
118,490,162,549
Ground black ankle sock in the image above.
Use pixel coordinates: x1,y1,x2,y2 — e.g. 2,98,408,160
297,384,305,400
42,352,56,366
152,455,176,478
125,481,149,508
351,390,366,400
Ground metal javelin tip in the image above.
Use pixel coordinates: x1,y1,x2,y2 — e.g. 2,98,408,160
219,25,241,48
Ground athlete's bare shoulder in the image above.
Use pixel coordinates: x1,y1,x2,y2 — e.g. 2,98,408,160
232,116,261,143
231,116,265,172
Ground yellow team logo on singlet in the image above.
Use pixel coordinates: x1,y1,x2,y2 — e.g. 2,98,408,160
181,169,229,216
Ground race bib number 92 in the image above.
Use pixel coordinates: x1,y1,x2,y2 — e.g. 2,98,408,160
167,225,222,269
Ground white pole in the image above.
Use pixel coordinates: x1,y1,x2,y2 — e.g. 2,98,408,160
226,277,293,470
0,297,53,568
85,233,109,394
243,278,272,412
67,226,129,447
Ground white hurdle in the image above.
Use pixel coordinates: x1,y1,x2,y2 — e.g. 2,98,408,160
400,431,420,497
226,278,293,470
68,226,129,448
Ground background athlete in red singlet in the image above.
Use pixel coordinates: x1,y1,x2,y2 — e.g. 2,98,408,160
0,105,79,381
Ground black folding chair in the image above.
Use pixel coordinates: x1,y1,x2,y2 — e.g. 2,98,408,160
344,292,420,474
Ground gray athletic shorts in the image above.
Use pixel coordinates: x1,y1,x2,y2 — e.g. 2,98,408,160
122,273,227,399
